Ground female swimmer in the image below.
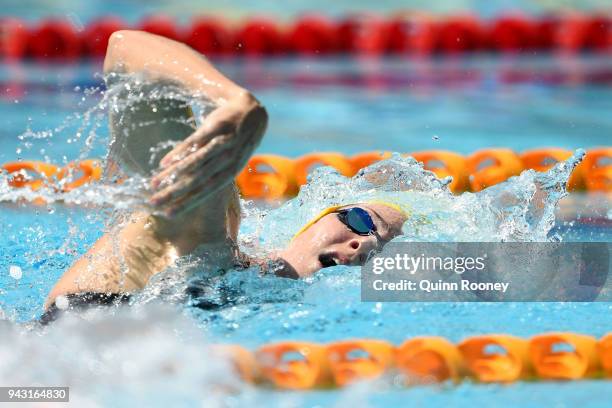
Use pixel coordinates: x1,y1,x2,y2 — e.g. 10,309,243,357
44,31,407,315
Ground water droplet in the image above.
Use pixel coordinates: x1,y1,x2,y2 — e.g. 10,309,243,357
9,265,22,280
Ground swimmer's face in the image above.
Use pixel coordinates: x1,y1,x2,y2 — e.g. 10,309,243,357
277,204,407,278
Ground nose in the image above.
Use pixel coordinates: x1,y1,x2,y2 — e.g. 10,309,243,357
345,236,377,265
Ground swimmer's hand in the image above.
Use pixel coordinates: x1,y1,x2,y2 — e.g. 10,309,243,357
150,93,267,216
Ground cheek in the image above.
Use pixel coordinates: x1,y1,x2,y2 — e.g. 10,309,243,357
289,216,351,253
306,218,350,245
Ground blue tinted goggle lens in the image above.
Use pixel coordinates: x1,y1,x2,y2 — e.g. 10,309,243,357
338,207,377,235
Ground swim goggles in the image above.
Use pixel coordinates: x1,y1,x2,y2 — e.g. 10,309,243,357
292,202,406,242
336,207,378,236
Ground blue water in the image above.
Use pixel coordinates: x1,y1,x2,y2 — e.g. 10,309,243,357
0,57,611,406
2,56,611,165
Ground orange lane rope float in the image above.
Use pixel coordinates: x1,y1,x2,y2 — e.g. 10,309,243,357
395,336,466,384
2,161,59,190
1,147,610,202
1,159,102,193
520,148,586,191
457,335,532,382
411,150,469,193
236,154,298,199
465,148,524,192
209,332,612,389
326,339,396,386
256,342,332,389
581,147,612,192
529,332,601,380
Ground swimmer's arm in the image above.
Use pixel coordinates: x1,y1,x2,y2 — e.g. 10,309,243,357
44,213,172,309
45,31,264,308
104,30,246,103
105,30,268,216
45,187,241,310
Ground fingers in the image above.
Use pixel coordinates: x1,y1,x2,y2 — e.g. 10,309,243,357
149,143,235,208
159,107,240,169
153,163,235,217
159,128,215,169
151,135,230,190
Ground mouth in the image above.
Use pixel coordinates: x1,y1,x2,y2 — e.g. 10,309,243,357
318,253,338,269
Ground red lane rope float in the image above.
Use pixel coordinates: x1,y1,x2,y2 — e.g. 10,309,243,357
27,19,82,60
287,15,338,55
336,14,393,56
184,18,233,56
210,332,611,389
82,17,125,58
2,13,611,61
386,12,439,55
437,15,487,53
2,148,610,201
0,18,29,60
138,15,182,41
233,18,285,56
555,14,611,52
488,15,539,52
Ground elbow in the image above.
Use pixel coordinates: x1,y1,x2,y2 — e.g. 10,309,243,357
257,103,269,133
245,92,269,128
233,90,269,131
252,100,269,137
103,30,129,73
103,30,146,74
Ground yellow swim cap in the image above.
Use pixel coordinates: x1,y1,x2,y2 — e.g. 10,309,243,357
366,200,410,218
291,205,344,241
291,202,410,241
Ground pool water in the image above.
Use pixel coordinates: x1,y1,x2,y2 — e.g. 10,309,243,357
0,57,611,407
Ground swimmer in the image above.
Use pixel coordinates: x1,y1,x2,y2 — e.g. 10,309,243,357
44,31,407,315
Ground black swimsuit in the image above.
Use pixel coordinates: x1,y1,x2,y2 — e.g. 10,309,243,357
39,292,132,325
39,260,253,325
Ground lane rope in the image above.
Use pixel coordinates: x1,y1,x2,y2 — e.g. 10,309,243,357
211,332,612,388
1,13,611,60
1,147,610,201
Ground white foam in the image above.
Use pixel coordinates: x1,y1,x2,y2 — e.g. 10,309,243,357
55,295,70,310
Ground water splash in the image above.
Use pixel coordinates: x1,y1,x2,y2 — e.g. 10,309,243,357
0,305,259,406
0,71,606,407
243,150,584,255
1,72,214,210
